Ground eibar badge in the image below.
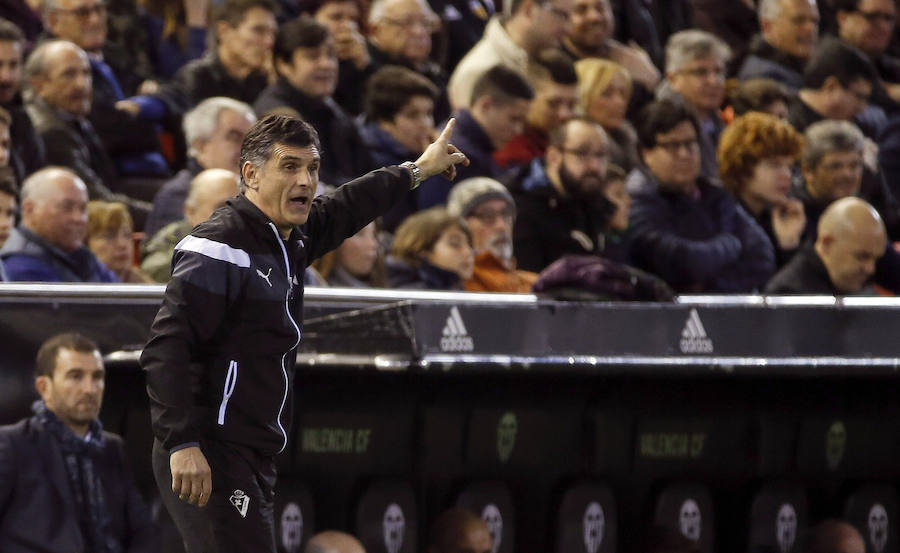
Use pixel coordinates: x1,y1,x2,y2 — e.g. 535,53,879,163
230,489,250,518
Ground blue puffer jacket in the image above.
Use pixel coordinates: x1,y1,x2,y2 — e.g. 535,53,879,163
0,226,118,283
626,170,775,293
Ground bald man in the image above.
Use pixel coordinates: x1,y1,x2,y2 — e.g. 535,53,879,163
806,520,866,553
429,508,492,553
141,168,240,282
766,197,887,294
0,166,118,282
305,531,366,553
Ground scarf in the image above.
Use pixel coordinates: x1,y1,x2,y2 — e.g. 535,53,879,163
32,400,121,553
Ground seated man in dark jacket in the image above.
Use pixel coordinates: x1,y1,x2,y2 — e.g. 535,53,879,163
254,16,374,187
24,40,150,221
0,332,157,553
626,99,775,292
510,117,615,273
766,197,886,294
439,65,533,206
0,167,118,282
738,0,820,91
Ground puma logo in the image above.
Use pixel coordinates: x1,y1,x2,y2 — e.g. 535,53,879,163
256,267,273,287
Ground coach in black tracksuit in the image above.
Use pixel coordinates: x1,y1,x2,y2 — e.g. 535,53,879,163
140,114,467,553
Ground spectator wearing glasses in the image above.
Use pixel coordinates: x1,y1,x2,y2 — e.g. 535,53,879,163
509,117,614,272
627,100,775,293
43,0,170,179
447,177,537,292
658,30,731,181
835,0,900,108
366,0,450,121
447,0,573,109
738,0,820,92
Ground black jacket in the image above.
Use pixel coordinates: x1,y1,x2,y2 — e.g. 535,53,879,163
3,99,45,184
764,244,842,295
0,416,157,553
141,167,411,456
253,79,376,186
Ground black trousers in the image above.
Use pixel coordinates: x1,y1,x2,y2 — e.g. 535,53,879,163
152,439,277,553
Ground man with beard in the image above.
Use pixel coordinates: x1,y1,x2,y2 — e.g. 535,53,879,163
627,100,775,292
0,332,157,552
0,18,45,184
508,117,613,273
447,176,538,292
766,197,886,294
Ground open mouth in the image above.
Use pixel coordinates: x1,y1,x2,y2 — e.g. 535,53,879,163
289,192,311,209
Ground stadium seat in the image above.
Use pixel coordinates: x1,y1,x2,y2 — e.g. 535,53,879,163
355,479,417,553
796,417,900,479
555,480,617,553
456,480,515,553
844,483,899,553
653,482,715,553
274,479,315,553
748,483,808,553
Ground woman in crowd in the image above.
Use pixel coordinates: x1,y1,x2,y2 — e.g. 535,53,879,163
311,222,388,288
718,111,806,266
387,207,474,290
575,58,641,172
87,201,155,283
0,169,17,250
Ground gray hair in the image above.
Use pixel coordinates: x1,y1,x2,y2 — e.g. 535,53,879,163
368,0,434,25
759,0,818,20
23,40,83,99
183,97,256,158
665,29,732,74
20,166,83,203
802,120,864,170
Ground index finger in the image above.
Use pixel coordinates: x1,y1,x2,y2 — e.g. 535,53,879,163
435,118,456,145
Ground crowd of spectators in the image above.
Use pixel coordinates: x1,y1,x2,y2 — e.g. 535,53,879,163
0,0,899,297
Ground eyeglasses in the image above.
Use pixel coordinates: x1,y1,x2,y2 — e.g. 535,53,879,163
856,10,896,25
654,138,700,154
559,148,608,162
380,15,440,32
53,2,106,18
678,66,726,80
540,2,571,21
469,207,515,225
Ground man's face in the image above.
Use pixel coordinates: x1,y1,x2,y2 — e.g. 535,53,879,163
763,0,820,60
242,143,320,234
567,0,613,50
0,40,23,104
218,7,278,72
480,98,531,149
37,347,104,432
34,45,92,117
25,174,89,252
641,120,701,193
820,225,885,292
314,0,362,35
586,71,629,130
528,80,577,133
804,149,864,202
0,190,16,248
381,94,436,155
668,55,727,114
195,108,254,172
822,77,872,121
278,41,339,99
371,0,434,66
549,120,609,198
47,0,108,53
466,198,515,260
839,0,896,55
0,122,9,167
528,0,575,51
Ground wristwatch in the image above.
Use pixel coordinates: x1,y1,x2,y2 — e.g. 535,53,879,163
400,161,422,190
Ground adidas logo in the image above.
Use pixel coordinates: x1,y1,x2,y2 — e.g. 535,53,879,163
440,306,474,352
679,308,713,354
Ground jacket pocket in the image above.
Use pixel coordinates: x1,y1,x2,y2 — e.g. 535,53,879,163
217,360,238,425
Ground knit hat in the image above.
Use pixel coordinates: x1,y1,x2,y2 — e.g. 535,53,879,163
446,177,515,218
